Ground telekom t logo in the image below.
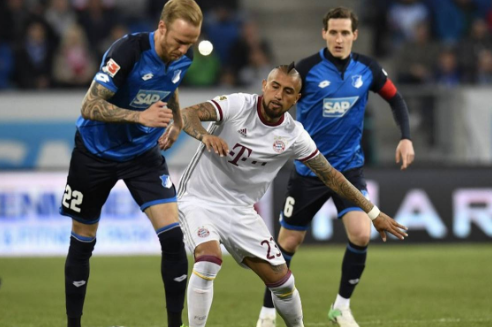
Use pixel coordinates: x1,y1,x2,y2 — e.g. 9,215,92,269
228,143,252,166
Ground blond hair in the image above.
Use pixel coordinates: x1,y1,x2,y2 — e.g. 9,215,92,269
160,0,203,27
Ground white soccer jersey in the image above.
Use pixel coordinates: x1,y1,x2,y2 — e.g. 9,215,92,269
178,93,319,206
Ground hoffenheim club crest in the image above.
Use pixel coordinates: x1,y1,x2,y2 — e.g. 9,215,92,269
351,75,363,88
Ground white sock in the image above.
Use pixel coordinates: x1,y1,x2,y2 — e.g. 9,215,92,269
334,294,350,309
187,257,222,327
269,272,304,327
259,306,276,319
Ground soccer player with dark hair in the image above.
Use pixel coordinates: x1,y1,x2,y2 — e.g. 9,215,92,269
59,1,202,327
167,64,407,327
256,7,415,327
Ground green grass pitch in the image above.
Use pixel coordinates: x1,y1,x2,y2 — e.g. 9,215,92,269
1,244,491,327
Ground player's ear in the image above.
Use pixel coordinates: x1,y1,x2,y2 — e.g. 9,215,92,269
262,79,267,92
353,29,358,41
321,28,327,40
158,20,167,35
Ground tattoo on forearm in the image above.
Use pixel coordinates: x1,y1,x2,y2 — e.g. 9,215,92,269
305,155,373,212
182,102,217,141
81,81,140,123
167,92,180,114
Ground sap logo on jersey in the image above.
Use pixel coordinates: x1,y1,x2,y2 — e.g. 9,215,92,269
322,96,359,118
130,90,170,108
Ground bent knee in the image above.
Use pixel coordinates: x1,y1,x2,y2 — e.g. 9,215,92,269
194,241,222,260
278,229,305,253
348,231,371,246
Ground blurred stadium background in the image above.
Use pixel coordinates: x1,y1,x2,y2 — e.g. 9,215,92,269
0,0,491,326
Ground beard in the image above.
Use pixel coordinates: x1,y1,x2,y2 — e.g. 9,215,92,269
262,98,285,119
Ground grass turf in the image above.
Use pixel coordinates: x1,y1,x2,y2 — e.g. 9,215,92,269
0,244,491,327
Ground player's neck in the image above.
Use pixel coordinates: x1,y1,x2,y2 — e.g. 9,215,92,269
325,48,351,72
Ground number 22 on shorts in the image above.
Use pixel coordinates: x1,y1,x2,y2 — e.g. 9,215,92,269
62,184,84,213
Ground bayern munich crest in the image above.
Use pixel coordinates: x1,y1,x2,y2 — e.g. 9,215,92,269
197,227,210,238
273,139,286,153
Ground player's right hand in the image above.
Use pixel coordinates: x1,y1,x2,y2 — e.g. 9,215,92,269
372,212,408,242
201,135,229,157
139,101,173,128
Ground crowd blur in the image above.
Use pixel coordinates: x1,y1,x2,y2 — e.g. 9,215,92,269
4,0,492,91
366,0,492,87
0,0,273,90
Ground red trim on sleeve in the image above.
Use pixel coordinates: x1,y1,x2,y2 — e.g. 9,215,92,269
378,79,397,100
299,149,319,162
210,99,223,121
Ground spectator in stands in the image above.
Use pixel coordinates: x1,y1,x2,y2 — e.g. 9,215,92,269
13,19,56,89
203,5,242,65
97,24,128,58
229,20,273,87
387,0,430,50
475,49,492,84
458,18,492,83
427,0,477,45
0,0,31,43
77,0,120,59
44,0,78,39
396,22,440,84
434,48,461,87
52,24,97,88
0,42,14,89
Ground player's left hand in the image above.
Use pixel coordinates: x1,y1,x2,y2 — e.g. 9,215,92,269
372,212,408,242
159,124,181,151
395,139,415,170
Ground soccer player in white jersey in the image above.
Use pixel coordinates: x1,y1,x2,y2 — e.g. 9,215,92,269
160,64,408,327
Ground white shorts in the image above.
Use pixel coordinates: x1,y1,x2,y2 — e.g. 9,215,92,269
178,197,285,268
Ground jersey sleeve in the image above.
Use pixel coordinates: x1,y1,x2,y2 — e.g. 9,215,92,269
368,60,389,93
293,126,319,162
207,93,247,122
93,35,139,93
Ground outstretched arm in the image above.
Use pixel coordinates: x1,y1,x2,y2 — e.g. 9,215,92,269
304,154,408,241
81,81,172,127
180,102,229,156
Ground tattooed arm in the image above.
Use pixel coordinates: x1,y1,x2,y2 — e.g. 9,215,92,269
158,90,183,150
304,153,408,241
81,81,172,127
181,102,229,156
81,81,140,123
166,89,182,129
304,154,373,212
181,102,217,141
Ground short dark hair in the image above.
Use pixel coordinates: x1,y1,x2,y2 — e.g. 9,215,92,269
275,62,297,74
322,7,358,32
269,62,302,90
